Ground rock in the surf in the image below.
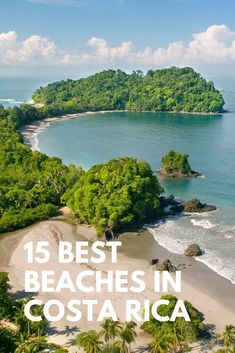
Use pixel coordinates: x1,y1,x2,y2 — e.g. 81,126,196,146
185,243,203,257
183,199,216,213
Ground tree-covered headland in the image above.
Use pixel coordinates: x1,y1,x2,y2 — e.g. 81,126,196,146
0,106,84,233
0,106,163,234
0,66,225,233
63,157,163,235
33,67,225,114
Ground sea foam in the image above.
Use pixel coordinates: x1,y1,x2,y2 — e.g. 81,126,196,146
190,219,216,229
148,211,235,285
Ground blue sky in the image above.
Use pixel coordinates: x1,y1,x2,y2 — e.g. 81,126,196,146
1,0,235,77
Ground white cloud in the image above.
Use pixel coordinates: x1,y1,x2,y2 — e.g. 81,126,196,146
88,37,133,60
1,25,235,69
0,31,58,65
186,24,235,63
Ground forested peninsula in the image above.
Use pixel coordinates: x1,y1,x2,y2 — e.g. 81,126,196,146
33,67,225,114
0,67,225,233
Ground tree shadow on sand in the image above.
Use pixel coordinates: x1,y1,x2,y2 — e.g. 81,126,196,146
135,345,150,353
12,289,39,300
191,324,217,353
46,324,81,338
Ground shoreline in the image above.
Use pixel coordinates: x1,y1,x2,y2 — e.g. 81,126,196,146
20,112,235,286
21,109,224,151
0,216,235,351
119,229,235,312
21,110,119,150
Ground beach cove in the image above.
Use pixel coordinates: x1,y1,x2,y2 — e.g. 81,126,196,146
21,109,235,285
0,211,235,352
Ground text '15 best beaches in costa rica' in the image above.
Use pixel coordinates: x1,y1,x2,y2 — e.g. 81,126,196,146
23,240,191,323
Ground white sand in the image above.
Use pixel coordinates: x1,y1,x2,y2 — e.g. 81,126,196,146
2,220,234,352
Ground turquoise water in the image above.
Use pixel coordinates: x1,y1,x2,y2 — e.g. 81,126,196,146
38,111,235,208
36,87,235,283
1,75,235,283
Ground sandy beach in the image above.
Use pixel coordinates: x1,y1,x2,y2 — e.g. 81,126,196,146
20,111,124,151
0,213,234,352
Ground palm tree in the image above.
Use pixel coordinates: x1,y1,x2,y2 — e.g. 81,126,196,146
29,337,47,353
15,335,32,353
14,297,33,336
117,321,137,353
116,337,129,353
170,325,187,352
221,325,235,348
76,330,103,353
150,332,174,353
102,345,121,353
100,319,121,343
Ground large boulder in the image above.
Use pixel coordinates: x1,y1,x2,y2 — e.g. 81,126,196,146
154,259,177,272
185,244,203,257
183,199,216,213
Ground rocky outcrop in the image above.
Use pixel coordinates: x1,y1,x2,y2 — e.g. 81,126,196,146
150,259,159,266
159,195,184,215
185,244,203,257
183,199,216,213
159,196,216,215
159,169,203,179
154,259,177,272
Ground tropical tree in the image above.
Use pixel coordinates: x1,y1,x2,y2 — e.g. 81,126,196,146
116,321,137,353
221,325,235,348
0,272,14,319
100,319,121,343
67,157,163,235
102,345,121,353
169,325,187,352
14,298,46,338
14,335,32,353
150,332,174,353
76,330,103,353
14,336,48,353
0,326,19,353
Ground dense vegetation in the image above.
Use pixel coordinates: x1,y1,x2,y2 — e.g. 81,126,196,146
64,157,163,235
0,106,83,233
76,319,137,353
0,68,225,232
216,325,235,353
160,149,192,175
0,272,68,353
0,105,164,235
1,277,234,353
141,295,205,347
0,103,47,128
32,67,225,114
76,296,206,353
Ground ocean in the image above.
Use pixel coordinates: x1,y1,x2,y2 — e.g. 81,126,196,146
1,76,235,284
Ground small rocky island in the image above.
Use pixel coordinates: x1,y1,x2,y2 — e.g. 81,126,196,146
159,149,203,179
